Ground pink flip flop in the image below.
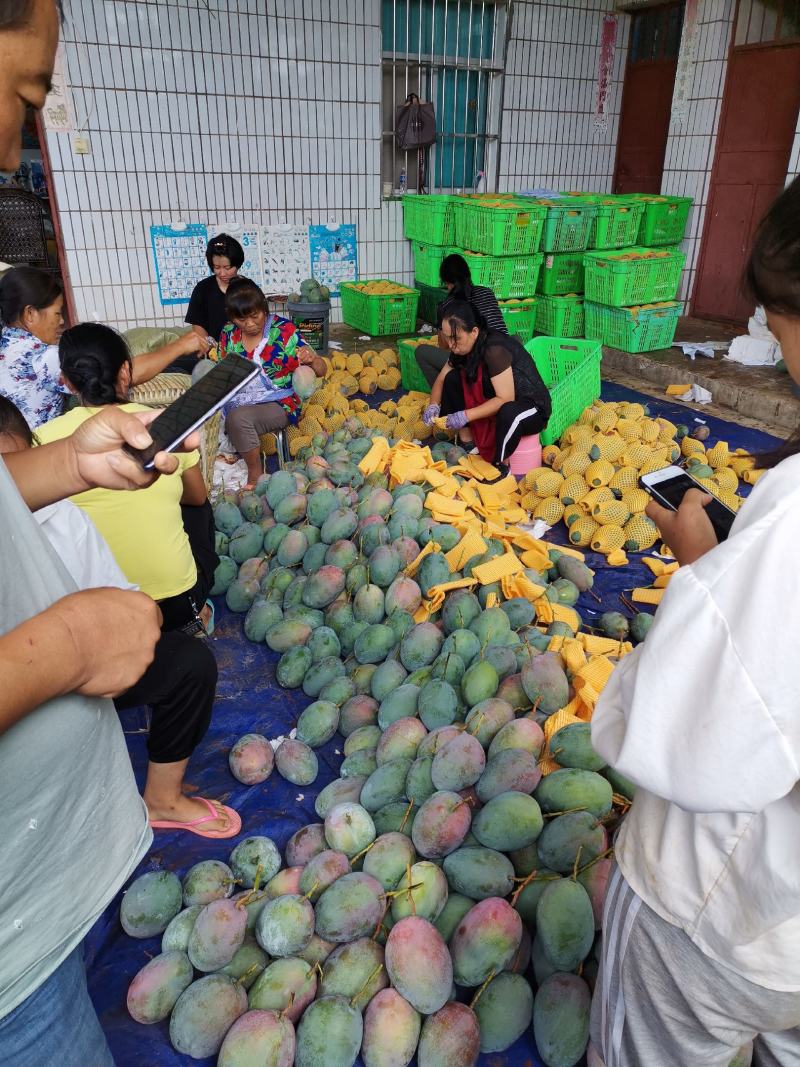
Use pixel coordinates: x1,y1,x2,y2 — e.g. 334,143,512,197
150,796,242,839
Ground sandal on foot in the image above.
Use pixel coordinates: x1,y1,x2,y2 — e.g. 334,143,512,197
150,796,241,839
201,599,215,637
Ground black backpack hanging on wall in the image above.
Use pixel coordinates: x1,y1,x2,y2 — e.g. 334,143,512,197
395,93,437,150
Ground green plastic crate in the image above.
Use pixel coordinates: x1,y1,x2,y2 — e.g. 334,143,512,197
525,336,602,446
588,198,645,250
535,294,585,338
415,278,448,325
403,194,460,245
630,195,693,246
412,241,456,287
340,280,420,336
520,198,598,253
453,199,546,256
584,247,685,307
456,248,543,299
538,252,585,295
398,336,432,393
584,300,681,353
498,298,537,343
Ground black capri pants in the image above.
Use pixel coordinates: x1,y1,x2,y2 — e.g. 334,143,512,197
115,630,217,763
158,501,219,632
440,369,548,464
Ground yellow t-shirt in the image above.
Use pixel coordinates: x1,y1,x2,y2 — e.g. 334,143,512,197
36,403,200,600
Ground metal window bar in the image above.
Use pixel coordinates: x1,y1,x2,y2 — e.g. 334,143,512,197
381,0,506,194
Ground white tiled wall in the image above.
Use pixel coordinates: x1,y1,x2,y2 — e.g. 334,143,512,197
660,0,737,304
500,2,629,193
42,0,800,331
47,0,408,330
46,0,635,332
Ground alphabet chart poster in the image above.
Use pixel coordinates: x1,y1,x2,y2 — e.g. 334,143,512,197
261,225,311,294
309,224,358,295
150,223,208,305
209,223,263,288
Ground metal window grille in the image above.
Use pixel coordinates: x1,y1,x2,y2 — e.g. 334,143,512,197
735,0,800,45
381,0,508,194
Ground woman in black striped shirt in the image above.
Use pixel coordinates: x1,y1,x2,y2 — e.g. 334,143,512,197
414,253,506,387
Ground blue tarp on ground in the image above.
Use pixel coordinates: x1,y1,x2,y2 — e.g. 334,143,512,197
86,383,780,1066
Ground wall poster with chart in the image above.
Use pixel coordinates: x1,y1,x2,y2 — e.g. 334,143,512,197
150,223,209,305
260,225,311,295
309,224,358,295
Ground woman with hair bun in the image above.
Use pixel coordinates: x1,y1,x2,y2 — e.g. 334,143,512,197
35,323,216,635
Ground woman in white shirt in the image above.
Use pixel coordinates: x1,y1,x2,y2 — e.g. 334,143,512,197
590,179,800,1066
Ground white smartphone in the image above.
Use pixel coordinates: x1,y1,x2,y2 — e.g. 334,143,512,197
124,355,259,470
639,465,736,542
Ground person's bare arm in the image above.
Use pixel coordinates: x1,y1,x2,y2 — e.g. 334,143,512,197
131,333,210,384
430,362,450,408
180,462,207,506
5,407,198,510
462,367,515,422
0,588,161,735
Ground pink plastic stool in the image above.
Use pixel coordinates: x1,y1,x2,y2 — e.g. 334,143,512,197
508,434,542,477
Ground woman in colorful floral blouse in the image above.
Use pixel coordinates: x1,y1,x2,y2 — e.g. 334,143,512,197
212,277,327,487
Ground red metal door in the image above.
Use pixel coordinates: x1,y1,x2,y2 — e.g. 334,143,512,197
693,43,800,322
613,3,684,195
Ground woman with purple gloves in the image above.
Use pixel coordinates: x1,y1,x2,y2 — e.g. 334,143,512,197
422,301,551,467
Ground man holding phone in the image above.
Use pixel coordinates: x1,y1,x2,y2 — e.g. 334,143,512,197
0,4,206,1064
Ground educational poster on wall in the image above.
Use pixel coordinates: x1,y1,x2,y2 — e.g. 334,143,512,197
309,224,358,296
210,223,263,288
150,223,208,305
261,225,311,295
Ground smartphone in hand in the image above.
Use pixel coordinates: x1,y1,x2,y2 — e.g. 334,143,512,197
125,355,259,470
639,465,736,542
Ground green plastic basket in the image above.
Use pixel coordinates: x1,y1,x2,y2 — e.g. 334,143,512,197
456,248,543,299
584,300,681,353
584,247,685,307
535,294,585,338
520,199,598,253
415,278,448,325
453,199,546,256
402,194,460,245
412,241,456,288
498,298,537,343
340,281,420,336
398,336,433,393
538,252,585,295
630,195,693,246
526,336,603,446
588,198,646,250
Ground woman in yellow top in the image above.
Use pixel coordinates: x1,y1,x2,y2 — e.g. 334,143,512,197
36,324,213,633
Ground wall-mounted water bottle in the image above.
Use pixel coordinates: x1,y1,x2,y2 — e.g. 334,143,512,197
399,166,407,195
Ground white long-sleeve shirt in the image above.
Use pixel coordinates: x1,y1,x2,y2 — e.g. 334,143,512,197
592,453,800,991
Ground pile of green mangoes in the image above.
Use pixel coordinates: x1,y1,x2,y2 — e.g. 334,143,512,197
120,420,654,1066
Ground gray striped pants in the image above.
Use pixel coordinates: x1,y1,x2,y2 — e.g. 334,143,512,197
590,864,800,1067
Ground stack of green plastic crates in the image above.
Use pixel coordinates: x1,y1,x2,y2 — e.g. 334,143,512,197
498,298,537,343
583,246,685,353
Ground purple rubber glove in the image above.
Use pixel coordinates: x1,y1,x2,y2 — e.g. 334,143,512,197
422,403,440,426
446,410,469,431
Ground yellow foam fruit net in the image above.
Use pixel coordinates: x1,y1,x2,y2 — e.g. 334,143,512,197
590,523,626,555
585,459,615,487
